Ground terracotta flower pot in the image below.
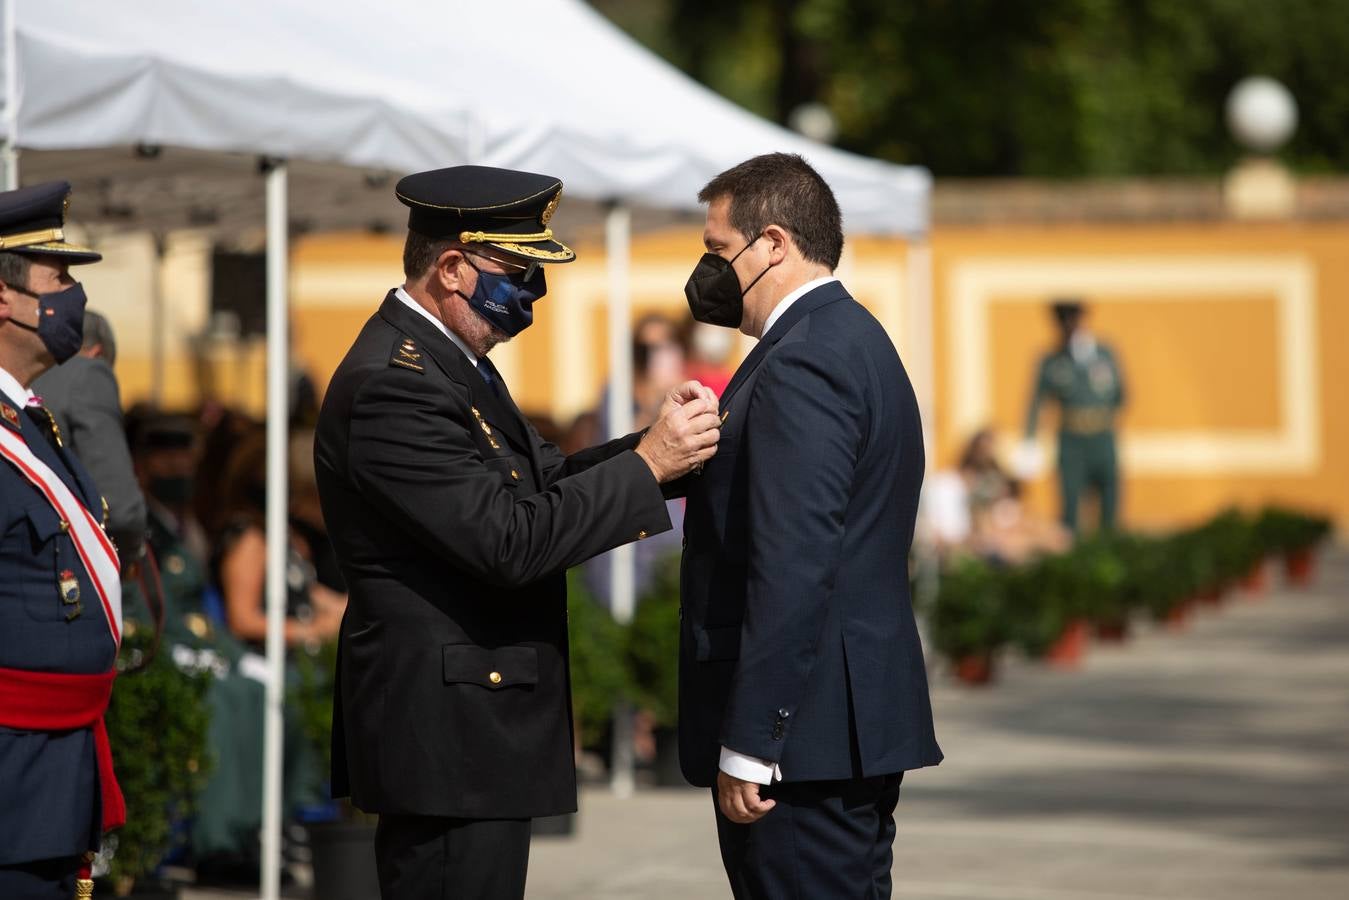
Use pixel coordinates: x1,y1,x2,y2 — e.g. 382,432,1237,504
1285,549,1316,587
1197,585,1224,606
1094,620,1130,642
1165,600,1194,632
1046,619,1089,669
953,654,995,686
1239,561,1269,597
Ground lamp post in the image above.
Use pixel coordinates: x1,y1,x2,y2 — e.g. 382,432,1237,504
1223,76,1298,219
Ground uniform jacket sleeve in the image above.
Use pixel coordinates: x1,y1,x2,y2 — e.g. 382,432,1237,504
534,428,645,488
719,340,864,763
1024,355,1052,438
346,367,671,588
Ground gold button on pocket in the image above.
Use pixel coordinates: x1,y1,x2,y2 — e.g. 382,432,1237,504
488,671,503,685
510,469,520,480
637,530,649,540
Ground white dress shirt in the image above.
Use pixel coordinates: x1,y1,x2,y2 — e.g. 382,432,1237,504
0,364,36,406
719,274,840,787
758,275,839,339
395,286,478,368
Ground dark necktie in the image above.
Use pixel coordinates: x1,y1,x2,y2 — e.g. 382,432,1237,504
477,356,503,397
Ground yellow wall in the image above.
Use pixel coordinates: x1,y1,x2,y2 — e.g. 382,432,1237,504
932,223,1347,532
111,219,1348,534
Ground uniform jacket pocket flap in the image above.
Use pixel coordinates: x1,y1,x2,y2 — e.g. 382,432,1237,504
442,644,539,689
695,625,741,662
24,501,64,543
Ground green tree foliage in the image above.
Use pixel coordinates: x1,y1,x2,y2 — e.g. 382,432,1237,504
590,0,1349,176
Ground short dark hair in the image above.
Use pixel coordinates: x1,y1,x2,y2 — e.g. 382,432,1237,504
697,153,843,270
402,230,457,279
0,251,33,291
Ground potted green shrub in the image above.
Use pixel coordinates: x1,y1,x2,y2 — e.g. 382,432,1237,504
624,555,684,785
1256,506,1333,586
930,556,1008,685
98,628,212,897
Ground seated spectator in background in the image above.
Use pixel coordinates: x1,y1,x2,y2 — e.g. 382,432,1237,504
194,405,257,541
682,314,737,398
126,407,211,573
213,426,345,650
585,315,687,609
32,309,146,566
922,429,1070,564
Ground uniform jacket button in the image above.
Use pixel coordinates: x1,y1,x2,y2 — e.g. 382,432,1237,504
637,530,648,540
489,671,503,685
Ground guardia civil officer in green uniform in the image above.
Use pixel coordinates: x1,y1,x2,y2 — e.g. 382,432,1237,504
314,166,721,899
1022,299,1126,532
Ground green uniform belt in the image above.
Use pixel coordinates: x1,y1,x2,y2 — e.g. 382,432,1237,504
1061,407,1115,435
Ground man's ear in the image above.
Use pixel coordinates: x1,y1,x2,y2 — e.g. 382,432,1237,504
762,225,791,265
0,280,11,323
434,248,466,295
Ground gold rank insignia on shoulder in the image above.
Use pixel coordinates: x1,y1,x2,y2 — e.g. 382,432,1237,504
470,406,501,449
390,336,424,372
0,402,18,430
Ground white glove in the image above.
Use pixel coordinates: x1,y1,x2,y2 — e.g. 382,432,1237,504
1011,439,1044,480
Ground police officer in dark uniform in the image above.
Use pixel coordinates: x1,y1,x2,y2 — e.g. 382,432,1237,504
314,166,721,899
0,182,124,899
1023,299,1127,532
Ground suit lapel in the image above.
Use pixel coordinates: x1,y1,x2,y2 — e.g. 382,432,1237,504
377,293,538,473
719,280,852,410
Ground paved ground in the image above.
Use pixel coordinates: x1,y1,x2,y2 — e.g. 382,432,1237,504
187,548,1348,899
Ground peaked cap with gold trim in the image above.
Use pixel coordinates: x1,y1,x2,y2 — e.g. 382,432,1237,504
0,180,101,264
396,165,574,264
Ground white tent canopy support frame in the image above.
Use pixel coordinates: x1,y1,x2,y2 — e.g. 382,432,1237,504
0,3,933,897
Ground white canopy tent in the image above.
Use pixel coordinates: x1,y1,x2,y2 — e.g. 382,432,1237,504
2,1,932,895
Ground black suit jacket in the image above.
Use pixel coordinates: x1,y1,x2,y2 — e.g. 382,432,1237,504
314,292,670,819
678,281,943,787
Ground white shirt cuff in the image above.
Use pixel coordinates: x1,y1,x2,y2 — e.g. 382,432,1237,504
719,746,783,785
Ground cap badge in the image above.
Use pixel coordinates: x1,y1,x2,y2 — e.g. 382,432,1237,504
540,190,561,226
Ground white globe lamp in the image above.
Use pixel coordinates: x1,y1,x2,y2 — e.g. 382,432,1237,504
1226,76,1298,154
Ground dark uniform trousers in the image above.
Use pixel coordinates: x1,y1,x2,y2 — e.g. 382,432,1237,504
715,774,903,900
375,815,531,899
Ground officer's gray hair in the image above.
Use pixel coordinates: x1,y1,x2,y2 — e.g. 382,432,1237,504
82,309,117,366
0,251,33,292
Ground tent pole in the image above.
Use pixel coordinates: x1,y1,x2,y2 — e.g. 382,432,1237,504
2,0,18,190
260,159,289,900
605,202,636,798
150,233,166,406
906,236,935,469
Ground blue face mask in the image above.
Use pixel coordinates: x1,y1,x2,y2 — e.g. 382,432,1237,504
9,281,88,364
456,256,546,337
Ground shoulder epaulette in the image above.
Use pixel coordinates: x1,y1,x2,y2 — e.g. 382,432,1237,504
390,335,424,373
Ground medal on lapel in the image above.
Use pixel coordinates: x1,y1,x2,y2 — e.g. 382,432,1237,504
59,568,83,621
471,407,501,450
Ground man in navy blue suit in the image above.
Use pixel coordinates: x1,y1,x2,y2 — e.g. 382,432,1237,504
678,153,943,898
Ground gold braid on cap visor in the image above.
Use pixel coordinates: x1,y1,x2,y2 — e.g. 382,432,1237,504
460,229,553,244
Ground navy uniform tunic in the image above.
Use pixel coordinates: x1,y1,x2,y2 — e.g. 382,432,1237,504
0,385,116,868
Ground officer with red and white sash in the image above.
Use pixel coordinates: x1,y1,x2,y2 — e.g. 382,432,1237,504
0,181,124,899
